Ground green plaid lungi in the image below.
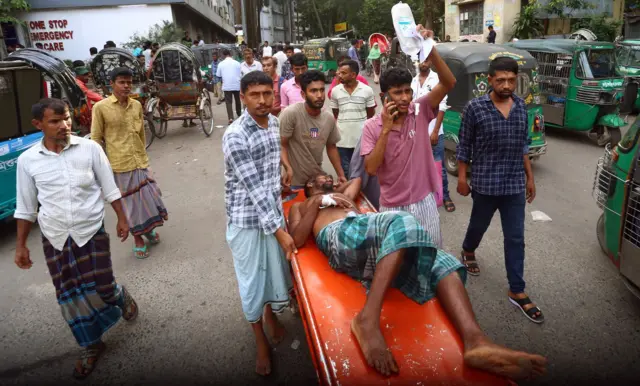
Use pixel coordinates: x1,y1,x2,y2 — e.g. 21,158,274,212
315,211,466,304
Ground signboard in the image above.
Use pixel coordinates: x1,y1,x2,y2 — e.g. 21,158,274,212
28,19,74,51
335,22,347,33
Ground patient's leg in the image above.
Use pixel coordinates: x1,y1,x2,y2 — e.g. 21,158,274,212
436,273,547,380
351,249,403,376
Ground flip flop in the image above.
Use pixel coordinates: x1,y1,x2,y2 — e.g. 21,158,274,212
144,230,160,245
509,295,544,324
461,251,480,276
444,200,456,212
72,342,106,379
121,285,139,321
133,244,149,259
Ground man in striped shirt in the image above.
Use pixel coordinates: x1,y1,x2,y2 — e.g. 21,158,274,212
330,59,375,177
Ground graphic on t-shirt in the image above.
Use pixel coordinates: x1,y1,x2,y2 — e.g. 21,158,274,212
310,127,319,138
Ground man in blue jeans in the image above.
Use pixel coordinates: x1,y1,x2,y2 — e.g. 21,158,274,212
457,57,544,324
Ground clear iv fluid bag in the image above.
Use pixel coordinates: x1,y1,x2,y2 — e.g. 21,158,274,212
391,2,422,57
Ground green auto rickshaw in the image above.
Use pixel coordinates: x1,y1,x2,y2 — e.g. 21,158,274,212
506,39,625,146
615,40,640,113
593,117,640,298
303,38,350,81
192,43,241,75
436,43,547,176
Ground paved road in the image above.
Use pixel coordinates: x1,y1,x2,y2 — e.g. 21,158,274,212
1,83,639,386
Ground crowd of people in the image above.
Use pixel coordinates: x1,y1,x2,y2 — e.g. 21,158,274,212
12,24,547,382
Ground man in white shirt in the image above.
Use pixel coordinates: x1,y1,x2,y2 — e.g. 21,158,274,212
411,59,455,212
217,48,243,124
273,44,288,77
14,98,138,379
241,47,263,77
330,59,375,177
261,41,272,57
197,35,205,46
142,41,153,70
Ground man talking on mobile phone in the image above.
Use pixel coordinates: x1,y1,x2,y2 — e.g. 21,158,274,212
360,26,456,247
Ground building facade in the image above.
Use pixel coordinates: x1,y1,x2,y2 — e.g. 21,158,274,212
444,0,624,43
6,0,236,61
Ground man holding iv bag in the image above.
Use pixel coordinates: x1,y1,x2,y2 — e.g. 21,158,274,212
361,25,456,247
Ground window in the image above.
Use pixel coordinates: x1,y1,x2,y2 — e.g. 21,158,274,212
459,3,484,36
576,50,616,79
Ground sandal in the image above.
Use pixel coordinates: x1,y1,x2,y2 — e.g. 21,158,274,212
509,295,544,324
121,285,139,321
461,251,480,276
72,342,106,379
444,200,456,212
144,230,160,245
133,244,149,259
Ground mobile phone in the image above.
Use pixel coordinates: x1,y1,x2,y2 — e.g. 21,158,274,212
383,93,399,120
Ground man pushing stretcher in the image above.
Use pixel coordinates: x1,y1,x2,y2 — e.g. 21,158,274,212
287,175,547,380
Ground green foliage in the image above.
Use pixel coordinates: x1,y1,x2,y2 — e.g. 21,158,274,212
0,0,30,24
512,3,545,39
543,0,595,19
357,0,425,38
122,21,185,49
572,14,623,41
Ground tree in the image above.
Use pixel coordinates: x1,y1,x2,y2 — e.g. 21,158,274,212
0,0,30,59
511,3,545,39
123,21,184,49
543,0,595,19
357,0,424,38
572,14,623,41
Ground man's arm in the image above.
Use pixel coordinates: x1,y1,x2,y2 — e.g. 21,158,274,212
288,200,321,248
216,62,222,78
456,103,475,181
330,92,339,119
14,159,37,269
431,110,446,143
90,103,105,145
332,109,339,119
326,144,346,181
280,83,289,108
421,48,456,111
279,111,295,185
224,134,282,234
335,176,362,201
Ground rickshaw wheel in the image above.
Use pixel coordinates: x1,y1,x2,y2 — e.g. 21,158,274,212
597,213,607,256
153,104,168,138
593,126,622,147
144,116,155,149
200,97,214,136
444,149,459,176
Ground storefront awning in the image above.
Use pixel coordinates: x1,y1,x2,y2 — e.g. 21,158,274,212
451,0,484,5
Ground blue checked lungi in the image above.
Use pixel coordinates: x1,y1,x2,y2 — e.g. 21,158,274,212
315,211,465,304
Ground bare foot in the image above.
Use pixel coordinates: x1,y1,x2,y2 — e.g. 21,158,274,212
264,309,286,346
463,340,547,380
351,313,399,376
255,332,272,376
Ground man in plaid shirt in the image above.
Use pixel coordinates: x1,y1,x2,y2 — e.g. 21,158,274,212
457,57,543,324
222,71,297,376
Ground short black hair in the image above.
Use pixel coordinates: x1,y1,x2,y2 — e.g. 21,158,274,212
241,71,273,93
32,98,68,120
289,53,308,67
89,47,98,54
284,45,294,52
285,41,291,45
340,59,359,75
337,55,350,66
72,60,86,68
380,67,413,92
299,70,325,92
488,25,494,30
106,40,116,48
351,39,358,45
144,41,152,47
221,48,231,56
110,67,133,82
489,57,519,76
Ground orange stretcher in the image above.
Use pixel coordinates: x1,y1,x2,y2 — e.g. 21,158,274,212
282,190,512,386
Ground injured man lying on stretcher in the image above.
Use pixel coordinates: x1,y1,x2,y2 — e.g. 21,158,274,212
287,174,547,380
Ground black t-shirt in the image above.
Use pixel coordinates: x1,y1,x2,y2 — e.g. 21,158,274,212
488,30,497,43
